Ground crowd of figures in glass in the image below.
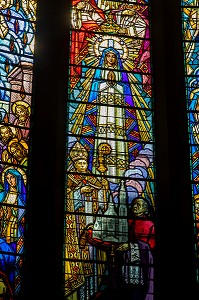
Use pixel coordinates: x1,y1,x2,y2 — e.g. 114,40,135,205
181,0,199,263
65,0,156,299
0,0,36,298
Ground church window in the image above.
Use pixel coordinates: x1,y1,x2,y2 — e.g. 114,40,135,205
64,1,156,299
0,0,37,297
181,0,199,281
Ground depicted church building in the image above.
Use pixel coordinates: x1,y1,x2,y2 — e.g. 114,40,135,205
93,180,128,243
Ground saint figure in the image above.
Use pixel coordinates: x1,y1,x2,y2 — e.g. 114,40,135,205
65,141,109,298
71,47,142,185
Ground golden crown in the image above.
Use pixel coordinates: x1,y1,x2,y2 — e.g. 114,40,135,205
99,13,122,34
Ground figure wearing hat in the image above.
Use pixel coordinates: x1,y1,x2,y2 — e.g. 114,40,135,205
65,141,109,298
67,141,109,216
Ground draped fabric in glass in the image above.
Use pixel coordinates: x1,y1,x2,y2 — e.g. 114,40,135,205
64,1,156,299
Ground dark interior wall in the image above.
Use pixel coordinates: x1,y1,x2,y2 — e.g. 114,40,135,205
151,0,197,298
23,0,197,299
152,0,197,298
23,1,69,299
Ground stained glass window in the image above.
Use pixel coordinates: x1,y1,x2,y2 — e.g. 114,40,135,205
0,0,37,297
64,0,156,299
181,0,199,280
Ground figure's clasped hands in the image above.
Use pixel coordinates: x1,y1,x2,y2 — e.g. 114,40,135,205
76,0,89,10
80,185,93,195
76,2,85,9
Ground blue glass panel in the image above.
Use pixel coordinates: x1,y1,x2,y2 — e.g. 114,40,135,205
181,0,199,279
0,0,37,296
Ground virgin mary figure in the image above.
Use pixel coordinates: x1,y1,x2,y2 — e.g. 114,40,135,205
0,167,26,293
72,46,142,185
0,167,26,248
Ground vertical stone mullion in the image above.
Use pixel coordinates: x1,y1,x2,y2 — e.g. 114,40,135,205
24,1,69,299
151,0,196,298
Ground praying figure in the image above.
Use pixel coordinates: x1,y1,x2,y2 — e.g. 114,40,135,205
0,167,26,246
